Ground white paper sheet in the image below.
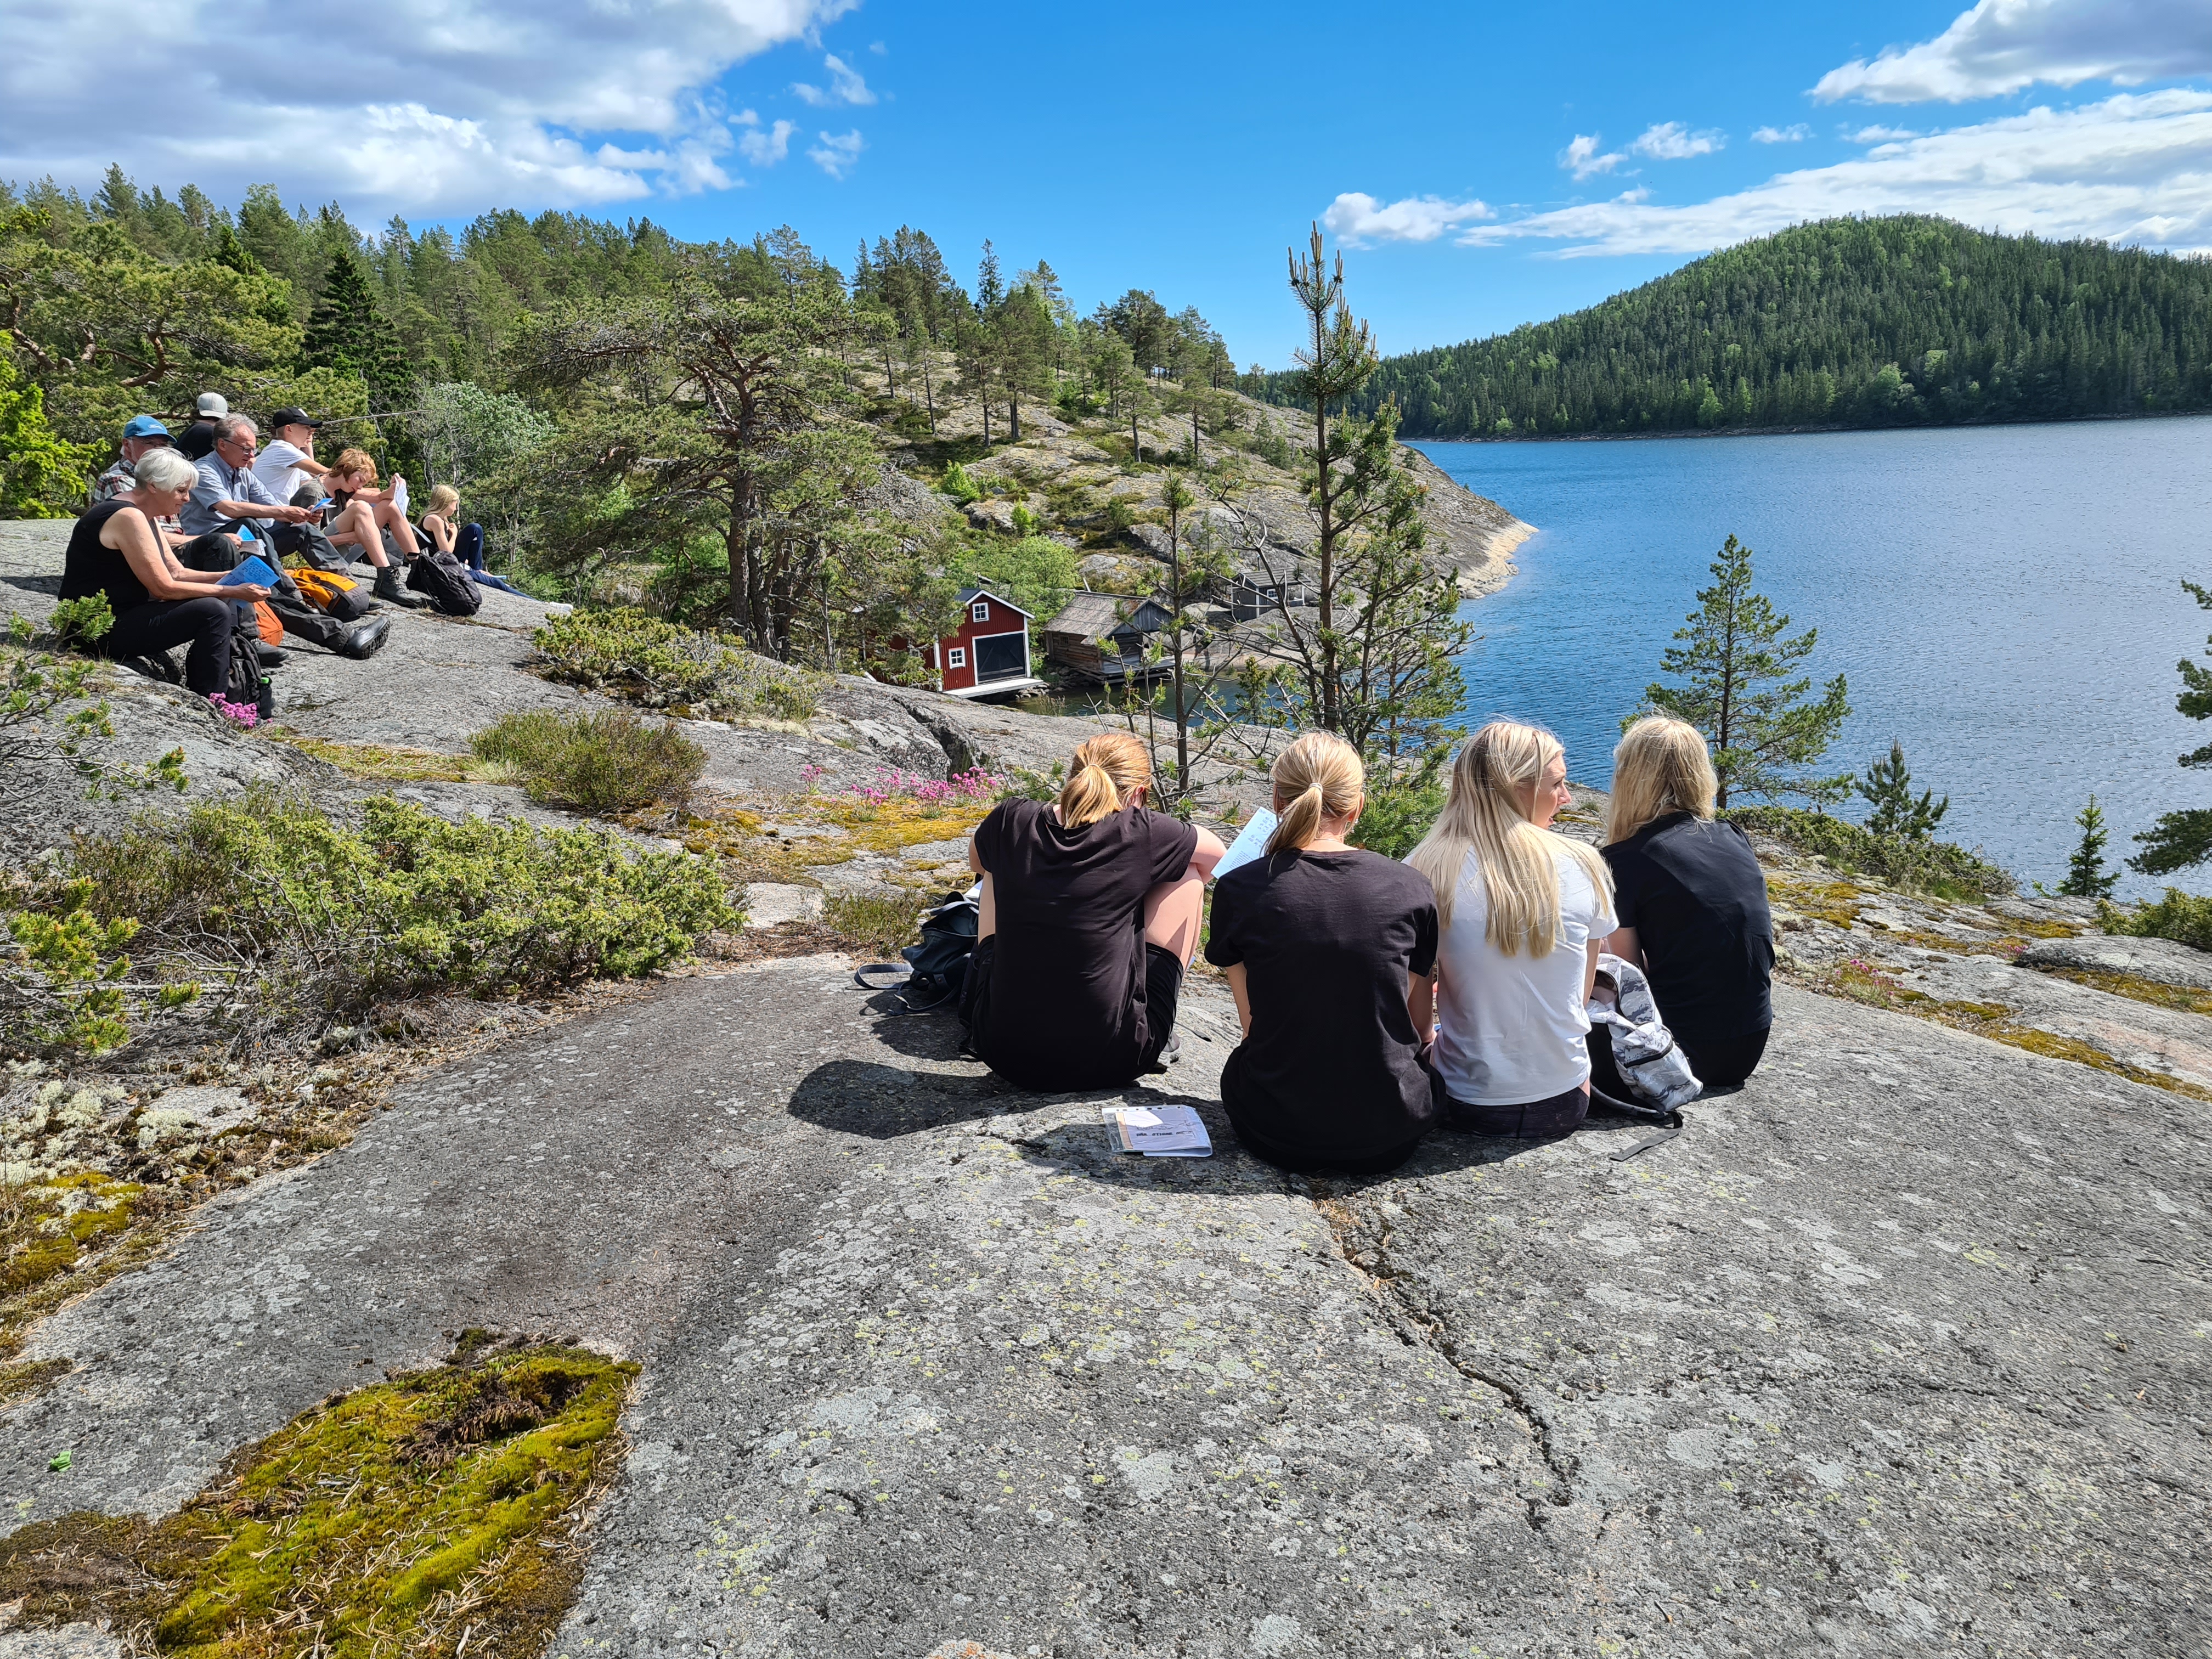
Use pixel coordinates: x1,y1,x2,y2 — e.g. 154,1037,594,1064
1103,1104,1212,1157
1210,809,1278,881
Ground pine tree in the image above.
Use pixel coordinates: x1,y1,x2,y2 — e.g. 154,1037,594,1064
303,248,409,408
1857,740,1948,840
1643,534,1851,807
2059,795,2119,898
2131,578,2212,874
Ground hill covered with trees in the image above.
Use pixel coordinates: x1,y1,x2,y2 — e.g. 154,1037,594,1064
1245,216,2212,439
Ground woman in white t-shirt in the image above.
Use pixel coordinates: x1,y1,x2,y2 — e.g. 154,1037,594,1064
1408,720,1617,1138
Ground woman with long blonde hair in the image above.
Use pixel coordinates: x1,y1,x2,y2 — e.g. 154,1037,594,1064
1203,733,1443,1173
1408,720,1616,1137
964,731,1225,1090
1596,716,1774,1091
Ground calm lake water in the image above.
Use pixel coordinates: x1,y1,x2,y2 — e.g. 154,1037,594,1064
1417,419,2212,898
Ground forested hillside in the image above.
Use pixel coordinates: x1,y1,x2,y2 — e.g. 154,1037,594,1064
1246,217,2212,438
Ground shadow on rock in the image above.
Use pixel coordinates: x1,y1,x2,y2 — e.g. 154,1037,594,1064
849,995,974,1063
787,1057,1017,1139
2,572,63,600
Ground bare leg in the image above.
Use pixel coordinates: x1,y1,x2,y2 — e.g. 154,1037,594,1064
325,501,392,568
976,873,995,942
1141,865,1206,966
370,499,420,556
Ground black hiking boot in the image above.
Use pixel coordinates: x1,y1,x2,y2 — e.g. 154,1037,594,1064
374,565,426,609
340,616,393,659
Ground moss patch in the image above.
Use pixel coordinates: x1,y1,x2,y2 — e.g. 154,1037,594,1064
1768,876,1864,929
2036,965,2212,1017
268,732,480,783
2,1171,140,1299
0,1341,637,1657
1797,960,2212,1104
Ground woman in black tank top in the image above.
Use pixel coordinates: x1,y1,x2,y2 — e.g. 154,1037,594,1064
60,453,271,696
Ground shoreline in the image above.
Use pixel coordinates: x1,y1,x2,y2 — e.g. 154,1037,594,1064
1407,406,2212,447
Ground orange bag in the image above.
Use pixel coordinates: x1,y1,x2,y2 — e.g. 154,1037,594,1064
253,601,284,646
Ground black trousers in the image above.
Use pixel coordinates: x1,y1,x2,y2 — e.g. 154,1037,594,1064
107,597,235,695
177,529,349,651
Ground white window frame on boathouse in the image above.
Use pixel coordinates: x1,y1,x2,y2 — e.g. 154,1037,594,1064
971,600,991,623
946,646,967,669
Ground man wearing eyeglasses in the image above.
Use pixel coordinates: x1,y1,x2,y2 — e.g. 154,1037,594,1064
182,413,391,661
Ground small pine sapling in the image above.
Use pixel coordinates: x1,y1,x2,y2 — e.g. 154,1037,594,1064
2058,794,2120,899
1857,740,1948,842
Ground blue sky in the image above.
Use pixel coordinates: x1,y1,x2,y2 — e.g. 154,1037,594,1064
5,0,2210,365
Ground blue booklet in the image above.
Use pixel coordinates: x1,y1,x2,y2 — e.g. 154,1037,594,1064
217,554,281,589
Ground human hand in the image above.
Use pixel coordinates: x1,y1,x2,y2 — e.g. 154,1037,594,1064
229,583,272,601
281,505,315,523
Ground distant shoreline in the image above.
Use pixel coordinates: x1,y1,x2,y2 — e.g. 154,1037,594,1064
1408,407,2212,446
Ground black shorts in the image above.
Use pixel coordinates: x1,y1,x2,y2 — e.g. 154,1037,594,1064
963,935,1183,1088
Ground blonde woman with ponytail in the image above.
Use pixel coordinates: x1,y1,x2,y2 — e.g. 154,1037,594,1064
963,731,1225,1090
1409,721,1617,1137
1203,733,1444,1175
1595,716,1775,1092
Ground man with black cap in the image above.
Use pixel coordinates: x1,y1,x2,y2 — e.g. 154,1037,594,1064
177,392,229,461
89,415,176,506
254,407,330,506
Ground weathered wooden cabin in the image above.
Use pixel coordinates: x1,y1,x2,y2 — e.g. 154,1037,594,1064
1042,592,1178,684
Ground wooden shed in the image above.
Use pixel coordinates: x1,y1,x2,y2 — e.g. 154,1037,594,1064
1043,591,1178,684
929,586,1043,699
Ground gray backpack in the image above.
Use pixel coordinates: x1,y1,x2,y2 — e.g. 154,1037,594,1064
1588,953,1702,1112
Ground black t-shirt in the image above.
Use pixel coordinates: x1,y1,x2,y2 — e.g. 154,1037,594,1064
1205,849,1440,1162
972,799,1199,1090
1603,812,1775,1042
61,500,154,613
177,420,219,461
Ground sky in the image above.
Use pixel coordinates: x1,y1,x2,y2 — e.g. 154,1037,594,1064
4,0,2210,365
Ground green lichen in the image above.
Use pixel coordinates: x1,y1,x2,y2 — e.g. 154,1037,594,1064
0,1342,638,1657
2036,964,2212,1017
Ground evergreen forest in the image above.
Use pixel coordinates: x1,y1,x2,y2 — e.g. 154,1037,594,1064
1245,216,2212,438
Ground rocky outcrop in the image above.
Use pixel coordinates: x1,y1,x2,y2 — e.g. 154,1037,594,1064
3,959,2202,1655
885,385,1533,598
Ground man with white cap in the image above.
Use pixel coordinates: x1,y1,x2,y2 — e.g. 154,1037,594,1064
177,392,229,461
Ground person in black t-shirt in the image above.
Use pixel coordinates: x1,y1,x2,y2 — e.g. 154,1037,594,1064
59,448,270,696
964,732,1226,1091
1206,733,1442,1175
1597,717,1776,1091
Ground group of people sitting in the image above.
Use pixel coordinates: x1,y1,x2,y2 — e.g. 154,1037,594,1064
66,392,519,700
960,715,1773,1172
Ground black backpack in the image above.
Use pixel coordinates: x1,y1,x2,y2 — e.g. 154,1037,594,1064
853,890,978,1013
223,614,273,718
406,549,483,617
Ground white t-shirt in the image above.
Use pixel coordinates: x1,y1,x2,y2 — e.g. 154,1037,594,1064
252,439,314,506
1427,839,1617,1106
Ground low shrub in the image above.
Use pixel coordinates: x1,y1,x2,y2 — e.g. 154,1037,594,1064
471,710,706,814
940,461,984,505
531,607,817,723
1352,775,1446,861
64,791,736,1034
1723,805,2014,899
821,890,930,956
2100,888,2212,953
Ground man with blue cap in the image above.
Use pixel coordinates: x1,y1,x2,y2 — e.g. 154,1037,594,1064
89,415,175,507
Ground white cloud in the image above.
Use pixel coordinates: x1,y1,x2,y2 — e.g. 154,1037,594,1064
1753,123,1810,143
1813,0,2212,105
1442,89,2212,256
1560,134,1626,180
806,129,865,178
1632,121,1725,160
1849,124,1926,143
793,53,876,106
738,119,799,166
0,0,859,210
1321,192,1494,246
